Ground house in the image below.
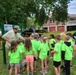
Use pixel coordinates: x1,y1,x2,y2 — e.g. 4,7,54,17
42,14,76,32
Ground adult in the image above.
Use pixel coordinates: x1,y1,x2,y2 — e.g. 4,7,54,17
2,25,25,49
31,30,39,39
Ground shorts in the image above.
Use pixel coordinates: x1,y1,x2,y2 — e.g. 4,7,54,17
61,51,65,60
53,61,61,67
34,57,37,61
10,63,20,67
26,55,34,63
20,59,26,66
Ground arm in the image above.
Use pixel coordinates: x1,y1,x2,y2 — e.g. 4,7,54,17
2,36,11,43
33,52,37,59
18,34,25,41
51,50,57,53
2,31,11,43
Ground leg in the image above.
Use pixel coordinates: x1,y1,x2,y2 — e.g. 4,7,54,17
61,51,65,69
17,66,20,74
30,62,34,75
44,58,47,74
41,60,44,73
9,66,13,75
15,65,18,75
65,60,70,75
26,62,30,75
54,67,58,75
34,57,36,72
45,58,47,71
58,66,60,75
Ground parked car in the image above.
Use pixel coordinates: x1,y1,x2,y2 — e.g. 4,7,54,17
22,28,44,37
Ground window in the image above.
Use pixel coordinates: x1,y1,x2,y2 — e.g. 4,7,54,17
50,19,54,24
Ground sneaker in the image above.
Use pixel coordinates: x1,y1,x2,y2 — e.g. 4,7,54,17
44,70,47,74
30,72,33,75
43,72,45,75
40,71,43,74
34,70,36,72
40,71,45,75
18,73,20,75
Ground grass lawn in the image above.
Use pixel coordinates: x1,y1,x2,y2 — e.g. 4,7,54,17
0,31,76,75
0,50,76,75
43,31,76,37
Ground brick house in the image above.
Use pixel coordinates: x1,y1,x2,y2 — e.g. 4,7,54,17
42,14,76,32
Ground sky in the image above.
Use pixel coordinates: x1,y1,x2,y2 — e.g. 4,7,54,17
68,0,76,14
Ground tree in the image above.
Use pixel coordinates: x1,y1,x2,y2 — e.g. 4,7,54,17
0,0,72,27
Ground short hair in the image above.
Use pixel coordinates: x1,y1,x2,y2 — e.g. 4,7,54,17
66,33,72,37
50,34,54,38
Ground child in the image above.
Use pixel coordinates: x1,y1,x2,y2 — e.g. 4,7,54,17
60,32,66,69
62,36,73,75
8,40,23,75
39,36,49,75
66,33,74,46
51,35,61,75
49,34,56,57
66,33,74,67
30,34,39,72
17,40,26,73
24,38,35,75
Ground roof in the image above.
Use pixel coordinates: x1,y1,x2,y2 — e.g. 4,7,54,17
69,14,76,18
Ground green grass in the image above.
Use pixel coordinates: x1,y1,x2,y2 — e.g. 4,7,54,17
43,31,76,37
0,31,76,75
0,49,76,75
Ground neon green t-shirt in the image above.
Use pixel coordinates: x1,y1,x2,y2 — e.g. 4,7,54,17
17,43,25,60
68,39,74,46
39,42,49,60
31,39,41,57
49,38,56,49
25,48,35,55
62,43,73,60
22,45,35,56
46,40,50,51
8,47,23,64
53,42,61,62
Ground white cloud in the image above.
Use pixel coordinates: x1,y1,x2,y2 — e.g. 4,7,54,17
68,0,76,14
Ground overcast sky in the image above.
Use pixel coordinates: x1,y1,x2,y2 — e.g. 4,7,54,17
68,0,76,14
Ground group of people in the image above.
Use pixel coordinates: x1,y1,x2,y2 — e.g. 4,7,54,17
2,26,76,75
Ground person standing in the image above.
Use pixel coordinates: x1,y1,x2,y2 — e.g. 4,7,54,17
39,36,49,75
62,36,73,75
2,25,25,49
51,35,61,75
8,40,23,75
23,38,35,75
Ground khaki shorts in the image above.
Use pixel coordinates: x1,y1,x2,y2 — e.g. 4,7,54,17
19,59,26,66
10,63,20,67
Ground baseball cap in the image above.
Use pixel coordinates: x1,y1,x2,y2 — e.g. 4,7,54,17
13,25,20,30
